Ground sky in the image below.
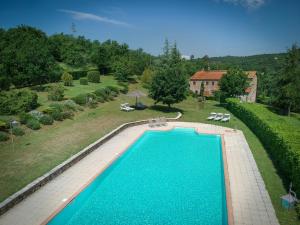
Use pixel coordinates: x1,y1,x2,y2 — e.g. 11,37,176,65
0,0,300,57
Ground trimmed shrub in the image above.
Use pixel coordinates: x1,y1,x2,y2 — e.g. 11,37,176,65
106,86,119,94
26,119,41,130
87,71,100,83
226,98,300,196
39,115,54,125
19,112,34,124
118,82,129,94
72,93,97,106
48,84,64,101
0,90,38,115
62,100,79,111
0,120,8,131
69,70,87,80
96,96,105,103
0,131,9,142
94,88,109,101
12,127,25,136
50,110,64,121
79,78,88,85
62,111,74,119
28,110,44,120
61,72,73,86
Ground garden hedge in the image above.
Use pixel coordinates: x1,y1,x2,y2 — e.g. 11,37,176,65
226,98,300,196
69,70,88,80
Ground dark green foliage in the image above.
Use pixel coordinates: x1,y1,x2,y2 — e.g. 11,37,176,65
295,203,300,220
271,44,300,115
118,82,129,94
26,119,41,130
149,41,188,107
69,70,88,80
112,57,133,82
0,120,8,131
0,76,11,91
50,111,64,121
219,68,249,97
0,25,59,88
87,71,100,83
0,90,38,115
0,131,9,142
39,115,54,125
94,88,109,101
47,84,64,101
106,86,119,94
61,72,73,86
79,78,88,85
226,98,300,197
48,34,93,67
96,96,105,103
72,93,97,106
12,127,25,136
19,112,34,124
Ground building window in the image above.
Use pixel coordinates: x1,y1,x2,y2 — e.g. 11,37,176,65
195,90,198,94
193,81,196,85
206,81,209,85
212,81,215,85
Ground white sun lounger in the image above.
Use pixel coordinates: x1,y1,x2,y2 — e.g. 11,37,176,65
221,113,230,122
207,112,217,120
214,113,223,121
120,103,134,112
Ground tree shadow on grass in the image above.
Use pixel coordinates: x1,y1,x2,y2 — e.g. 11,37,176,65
149,105,184,114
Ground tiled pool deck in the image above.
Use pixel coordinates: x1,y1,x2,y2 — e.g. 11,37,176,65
0,122,279,225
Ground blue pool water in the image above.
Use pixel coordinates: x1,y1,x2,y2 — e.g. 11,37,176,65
48,128,228,225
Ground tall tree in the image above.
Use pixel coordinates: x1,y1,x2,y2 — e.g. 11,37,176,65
1,25,60,88
149,41,188,108
273,44,300,115
219,68,249,98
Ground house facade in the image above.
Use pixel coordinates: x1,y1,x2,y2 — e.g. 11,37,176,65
189,70,257,102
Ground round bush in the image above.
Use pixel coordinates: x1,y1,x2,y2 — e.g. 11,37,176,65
26,119,41,130
72,93,97,106
48,84,64,101
96,96,105,103
106,86,119,94
12,127,25,136
62,100,79,111
39,115,54,125
80,78,88,85
94,88,109,100
87,71,100,83
0,120,8,131
51,110,64,121
28,110,44,120
61,72,73,86
19,112,34,124
0,131,9,142
62,111,74,119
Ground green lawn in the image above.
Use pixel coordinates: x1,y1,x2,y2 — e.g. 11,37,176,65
0,77,298,224
37,76,119,109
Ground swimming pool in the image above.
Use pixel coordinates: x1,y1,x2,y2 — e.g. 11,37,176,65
48,127,228,225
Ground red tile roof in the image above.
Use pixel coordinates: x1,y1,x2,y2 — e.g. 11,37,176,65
190,70,256,81
190,70,226,80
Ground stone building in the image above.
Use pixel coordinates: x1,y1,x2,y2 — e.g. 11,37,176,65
189,70,257,102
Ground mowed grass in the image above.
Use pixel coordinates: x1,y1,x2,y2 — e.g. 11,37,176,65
37,76,119,109
0,77,298,224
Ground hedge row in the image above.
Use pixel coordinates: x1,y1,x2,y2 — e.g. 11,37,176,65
226,98,300,196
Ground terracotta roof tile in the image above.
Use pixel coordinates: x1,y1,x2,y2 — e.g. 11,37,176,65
190,70,256,80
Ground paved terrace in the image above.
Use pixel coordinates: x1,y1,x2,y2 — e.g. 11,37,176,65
0,122,279,225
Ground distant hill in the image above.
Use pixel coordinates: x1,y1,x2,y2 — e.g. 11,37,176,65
208,53,287,72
